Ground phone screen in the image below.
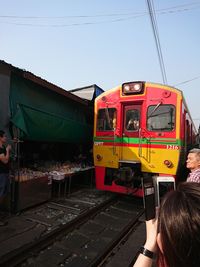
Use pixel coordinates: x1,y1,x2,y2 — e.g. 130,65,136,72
157,181,175,205
143,181,155,220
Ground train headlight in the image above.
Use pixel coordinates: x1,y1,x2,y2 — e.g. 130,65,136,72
164,160,173,168
122,82,144,95
96,154,103,161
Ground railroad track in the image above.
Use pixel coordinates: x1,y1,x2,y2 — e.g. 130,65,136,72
0,189,144,267
22,196,143,267
97,217,146,267
0,189,115,267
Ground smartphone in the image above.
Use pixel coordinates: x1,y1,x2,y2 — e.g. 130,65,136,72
142,178,156,221
156,177,176,206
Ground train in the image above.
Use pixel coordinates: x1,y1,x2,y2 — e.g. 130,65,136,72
93,81,199,197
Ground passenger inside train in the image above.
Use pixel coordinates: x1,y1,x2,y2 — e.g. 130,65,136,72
126,110,140,131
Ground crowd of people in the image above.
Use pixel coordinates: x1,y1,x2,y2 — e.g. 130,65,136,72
133,148,200,267
1,128,200,266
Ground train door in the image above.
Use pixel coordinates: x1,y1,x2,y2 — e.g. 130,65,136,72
120,104,141,161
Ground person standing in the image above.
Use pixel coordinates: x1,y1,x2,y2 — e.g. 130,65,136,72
133,182,200,267
0,130,11,225
186,148,200,183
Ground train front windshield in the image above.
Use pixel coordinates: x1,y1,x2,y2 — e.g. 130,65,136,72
97,108,117,131
147,104,175,131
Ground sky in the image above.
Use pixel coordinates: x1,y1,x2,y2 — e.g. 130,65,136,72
1,0,200,127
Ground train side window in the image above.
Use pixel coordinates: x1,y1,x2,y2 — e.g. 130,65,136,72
125,109,140,131
186,120,191,144
97,108,117,131
147,104,175,131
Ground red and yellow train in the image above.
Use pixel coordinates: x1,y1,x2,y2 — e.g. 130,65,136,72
93,81,198,196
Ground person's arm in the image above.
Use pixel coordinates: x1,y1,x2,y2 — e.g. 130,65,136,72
133,218,158,267
133,253,153,267
0,145,11,164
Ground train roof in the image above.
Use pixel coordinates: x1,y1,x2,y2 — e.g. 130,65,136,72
95,81,184,99
95,81,196,131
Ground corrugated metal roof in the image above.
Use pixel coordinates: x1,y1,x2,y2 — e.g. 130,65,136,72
0,60,88,105
69,84,104,101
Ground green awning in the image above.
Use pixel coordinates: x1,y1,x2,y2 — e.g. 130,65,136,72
11,104,92,142
10,105,28,136
9,73,93,143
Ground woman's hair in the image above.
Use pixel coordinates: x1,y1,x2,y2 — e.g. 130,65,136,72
158,182,200,267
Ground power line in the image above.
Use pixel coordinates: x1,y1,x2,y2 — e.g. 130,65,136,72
0,2,199,20
146,0,167,84
0,2,199,28
0,14,146,27
173,75,200,86
0,13,146,20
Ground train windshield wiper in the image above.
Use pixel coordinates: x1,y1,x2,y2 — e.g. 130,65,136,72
148,102,162,118
105,106,112,129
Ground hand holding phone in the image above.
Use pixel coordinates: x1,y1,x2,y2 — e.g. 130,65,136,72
142,176,176,221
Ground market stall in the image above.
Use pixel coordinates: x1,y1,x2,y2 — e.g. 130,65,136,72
0,60,103,212
13,143,94,211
